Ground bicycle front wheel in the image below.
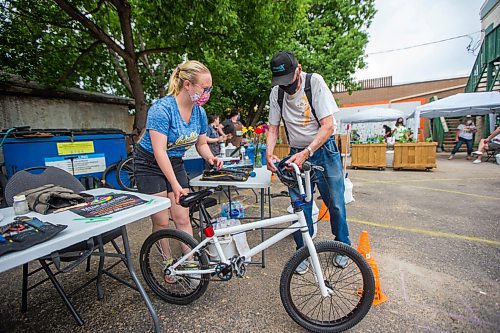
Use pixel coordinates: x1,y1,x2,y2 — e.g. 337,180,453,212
140,229,210,305
116,156,137,191
280,241,375,333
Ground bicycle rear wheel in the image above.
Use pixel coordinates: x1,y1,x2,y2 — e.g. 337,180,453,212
140,229,210,305
116,156,137,191
280,241,375,333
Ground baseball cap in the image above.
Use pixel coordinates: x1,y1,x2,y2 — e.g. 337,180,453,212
270,51,298,86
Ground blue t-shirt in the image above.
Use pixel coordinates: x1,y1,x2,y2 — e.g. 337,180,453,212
139,96,207,157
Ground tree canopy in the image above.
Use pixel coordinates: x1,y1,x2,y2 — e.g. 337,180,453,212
0,0,375,131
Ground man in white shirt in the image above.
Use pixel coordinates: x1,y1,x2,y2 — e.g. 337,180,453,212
448,116,477,160
266,51,350,274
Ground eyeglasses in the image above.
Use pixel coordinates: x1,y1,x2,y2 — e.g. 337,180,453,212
192,82,213,94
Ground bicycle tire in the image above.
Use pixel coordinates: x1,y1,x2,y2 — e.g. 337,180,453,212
116,156,137,191
101,162,117,189
280,241,375,333
140,229,210,305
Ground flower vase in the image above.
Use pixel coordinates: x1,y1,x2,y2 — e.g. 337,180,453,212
254,152,262,168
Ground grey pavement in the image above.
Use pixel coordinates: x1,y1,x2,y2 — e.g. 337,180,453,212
0,152,499,332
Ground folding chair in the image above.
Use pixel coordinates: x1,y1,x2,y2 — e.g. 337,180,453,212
3,166,125,326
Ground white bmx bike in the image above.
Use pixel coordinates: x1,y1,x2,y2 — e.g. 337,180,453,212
140,162,375,332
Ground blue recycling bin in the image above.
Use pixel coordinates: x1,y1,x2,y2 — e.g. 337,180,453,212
2,129,127,188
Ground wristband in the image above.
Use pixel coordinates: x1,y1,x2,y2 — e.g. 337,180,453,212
306,146,314,157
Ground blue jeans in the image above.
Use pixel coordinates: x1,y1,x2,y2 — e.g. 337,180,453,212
288,137,351,249
451,137,473,156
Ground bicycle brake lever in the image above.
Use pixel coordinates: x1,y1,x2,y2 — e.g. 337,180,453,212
313,165,325,172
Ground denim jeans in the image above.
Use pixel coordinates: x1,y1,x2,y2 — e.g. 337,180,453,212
288,137,351,249
451,137,473,155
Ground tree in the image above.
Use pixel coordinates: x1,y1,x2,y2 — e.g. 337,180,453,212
0,0,374,129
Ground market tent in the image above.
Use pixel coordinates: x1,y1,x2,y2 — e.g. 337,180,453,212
416,91,500,118
340,107,406,123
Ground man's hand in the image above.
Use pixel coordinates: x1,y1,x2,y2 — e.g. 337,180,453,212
286,150,310,170
266,154,280,172
173,184,188,205
209,156,223,170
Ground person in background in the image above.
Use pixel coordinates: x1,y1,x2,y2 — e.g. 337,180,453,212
471,126,500,164
448,116,477,160
383,125,392,138
221,108,244,147
265,51,350,275
391,117,411,142
205,114,226,169
133,60,223,240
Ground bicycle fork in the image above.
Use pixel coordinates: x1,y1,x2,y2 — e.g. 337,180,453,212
298,210,334,298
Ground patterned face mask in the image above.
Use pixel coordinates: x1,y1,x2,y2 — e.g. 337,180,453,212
191,92,210,106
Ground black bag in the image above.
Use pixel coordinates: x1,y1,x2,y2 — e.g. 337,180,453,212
0,217,67,256
201,169,249,182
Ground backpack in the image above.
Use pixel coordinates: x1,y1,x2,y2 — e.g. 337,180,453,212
277,73,320,144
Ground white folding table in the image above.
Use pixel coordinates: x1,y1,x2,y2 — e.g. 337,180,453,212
190,166,272,267
0,188,170,333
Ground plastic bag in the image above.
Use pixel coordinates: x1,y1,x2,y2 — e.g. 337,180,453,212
344,177,355,204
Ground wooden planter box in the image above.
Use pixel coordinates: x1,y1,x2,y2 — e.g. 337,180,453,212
350,144,386,170
274,144,290,159
393,142,437,170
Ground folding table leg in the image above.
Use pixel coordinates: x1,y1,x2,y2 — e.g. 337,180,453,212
39,260,84,326
96,236,105,300
21,263,28,312
260,188,265,268
120,226,161,333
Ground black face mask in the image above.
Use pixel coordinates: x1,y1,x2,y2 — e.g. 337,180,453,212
279,77,300,95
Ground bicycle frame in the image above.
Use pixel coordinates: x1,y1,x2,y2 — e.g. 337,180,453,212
168,162,333,297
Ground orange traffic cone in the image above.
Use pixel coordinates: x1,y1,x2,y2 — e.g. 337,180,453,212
357,230,388,305
318,202,330,221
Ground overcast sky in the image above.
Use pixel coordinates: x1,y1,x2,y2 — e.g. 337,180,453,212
355,0,485,84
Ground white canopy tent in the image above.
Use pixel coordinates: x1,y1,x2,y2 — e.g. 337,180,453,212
339,107,419,138
340,107,405,123
416,92,500,118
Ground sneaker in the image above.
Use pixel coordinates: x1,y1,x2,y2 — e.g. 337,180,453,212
472,151,483,155
448,155,454,160
333,254,348,268
295,259,310,275
472,160,482,164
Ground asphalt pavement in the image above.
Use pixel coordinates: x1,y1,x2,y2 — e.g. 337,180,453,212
0,152,499,332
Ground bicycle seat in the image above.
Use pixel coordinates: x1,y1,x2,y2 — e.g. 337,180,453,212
179,188,215,208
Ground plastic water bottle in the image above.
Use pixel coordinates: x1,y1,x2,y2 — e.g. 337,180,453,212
240,146,245,162
13,195,29,215
220,142,226,157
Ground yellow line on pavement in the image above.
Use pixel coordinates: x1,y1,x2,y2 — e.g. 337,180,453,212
353,177,497,184
405,185,500,200
348,217,500,246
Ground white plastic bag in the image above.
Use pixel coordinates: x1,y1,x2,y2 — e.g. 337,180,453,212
344,177,354,204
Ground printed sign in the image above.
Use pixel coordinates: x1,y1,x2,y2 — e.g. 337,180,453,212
71,193,147,217
57,141,95,155
45,153,106,175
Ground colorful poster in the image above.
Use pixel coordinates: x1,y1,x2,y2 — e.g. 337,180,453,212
71,193,147,217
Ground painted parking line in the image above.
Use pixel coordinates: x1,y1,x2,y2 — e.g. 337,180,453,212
348,217,500,246
352,177,500,201
353,177,497,184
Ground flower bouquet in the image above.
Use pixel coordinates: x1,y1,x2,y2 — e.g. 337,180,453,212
242,124,268,168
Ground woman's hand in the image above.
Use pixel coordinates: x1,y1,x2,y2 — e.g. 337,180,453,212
209,156,223,170
172,184,188,205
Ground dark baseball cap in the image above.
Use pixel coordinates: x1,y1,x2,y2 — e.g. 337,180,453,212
270,51,298,86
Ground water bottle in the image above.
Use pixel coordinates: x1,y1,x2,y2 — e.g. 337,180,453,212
240,146,246,162
220,142,226,157
13,195,29,215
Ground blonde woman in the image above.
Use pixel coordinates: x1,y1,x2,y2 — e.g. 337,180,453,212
134,60,223,238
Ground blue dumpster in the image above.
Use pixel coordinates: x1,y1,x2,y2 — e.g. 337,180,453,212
2,129,127,189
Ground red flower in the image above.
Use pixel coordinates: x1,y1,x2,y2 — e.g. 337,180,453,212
254,126,265,134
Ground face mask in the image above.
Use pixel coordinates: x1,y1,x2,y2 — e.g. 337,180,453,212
280,76,300,95
467,120,473,125
189,91,210,106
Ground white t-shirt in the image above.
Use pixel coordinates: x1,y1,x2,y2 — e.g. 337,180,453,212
457,123,476,140
269,72,338,148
